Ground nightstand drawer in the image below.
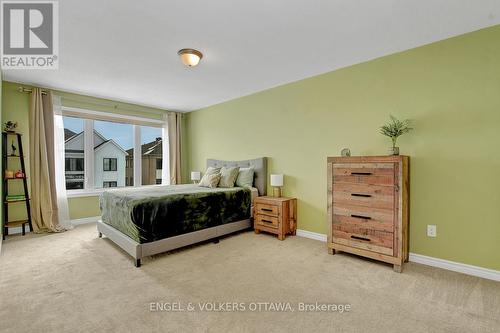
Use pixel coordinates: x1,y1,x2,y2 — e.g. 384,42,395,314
255,214,279,228
255,203,279,217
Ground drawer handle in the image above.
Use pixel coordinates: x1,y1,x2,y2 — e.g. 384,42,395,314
261,208,273,212
261,219,273,224
351,235,371,242
351,214,371,220
351,172,372,176
351,193,372,198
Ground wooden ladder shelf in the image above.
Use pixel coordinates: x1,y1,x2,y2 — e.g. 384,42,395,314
2,132,33,239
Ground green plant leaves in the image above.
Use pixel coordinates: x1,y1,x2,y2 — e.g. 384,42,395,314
380,115,413,147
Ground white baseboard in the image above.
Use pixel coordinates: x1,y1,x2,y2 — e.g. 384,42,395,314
6,216,101,235
296,229,500,282
296,229,327,242
71,216,101,226
408,253,500,282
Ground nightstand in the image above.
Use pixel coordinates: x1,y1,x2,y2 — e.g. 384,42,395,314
254,196,297,240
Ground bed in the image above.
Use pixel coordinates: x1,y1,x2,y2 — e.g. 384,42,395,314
97,157,267,267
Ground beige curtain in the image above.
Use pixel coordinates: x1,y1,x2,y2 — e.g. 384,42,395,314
29,88,63,232
167,112,182,184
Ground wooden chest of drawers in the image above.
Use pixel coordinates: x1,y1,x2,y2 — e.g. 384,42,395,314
254,196,297,240
327,156,409,272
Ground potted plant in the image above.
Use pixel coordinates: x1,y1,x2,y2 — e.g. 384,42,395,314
380,115,412,155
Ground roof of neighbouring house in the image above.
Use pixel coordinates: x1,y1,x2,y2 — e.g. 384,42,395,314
126,138,162,157
94,140,110,150
65,129,128,155
94,139,129,155
64,128,77,140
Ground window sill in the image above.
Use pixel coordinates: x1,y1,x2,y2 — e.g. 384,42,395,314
66,184,165,198
67,189,106,198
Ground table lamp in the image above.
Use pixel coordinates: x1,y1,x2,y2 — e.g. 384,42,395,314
270,174,284,197
191,171,201,184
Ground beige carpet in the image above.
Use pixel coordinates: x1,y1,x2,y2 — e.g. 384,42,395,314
1,223,499,333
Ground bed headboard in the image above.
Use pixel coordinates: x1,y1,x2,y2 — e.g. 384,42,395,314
206,157,268,196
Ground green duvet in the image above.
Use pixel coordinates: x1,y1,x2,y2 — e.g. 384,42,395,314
100,184,251,243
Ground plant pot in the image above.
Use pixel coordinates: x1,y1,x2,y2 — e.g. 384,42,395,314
388,147,400,155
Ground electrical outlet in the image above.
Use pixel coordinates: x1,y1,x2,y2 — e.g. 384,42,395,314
427,225,437,238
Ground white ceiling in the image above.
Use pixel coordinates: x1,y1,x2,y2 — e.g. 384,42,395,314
4,0,500,112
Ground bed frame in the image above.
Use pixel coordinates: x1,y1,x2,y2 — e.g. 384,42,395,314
97,157,267,267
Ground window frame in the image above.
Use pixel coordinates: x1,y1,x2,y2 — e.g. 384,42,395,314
103,158,118,172
61,106,168,198
103,181,118,188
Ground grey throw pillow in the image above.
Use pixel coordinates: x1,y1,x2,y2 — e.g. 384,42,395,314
235,167,254,188
218,166,240,188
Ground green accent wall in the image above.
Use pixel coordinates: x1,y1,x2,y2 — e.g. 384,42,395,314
1,81,171,220
68,196,101,219
186,25,500,271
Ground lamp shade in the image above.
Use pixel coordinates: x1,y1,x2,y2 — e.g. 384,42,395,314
191,171,201,181
270,174,284,187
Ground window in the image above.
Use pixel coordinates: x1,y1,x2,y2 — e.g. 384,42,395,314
141,126,163,186
155,158,163,185
126,158,133,168
65,158,84,171
103,158,117,171
61,108,167,195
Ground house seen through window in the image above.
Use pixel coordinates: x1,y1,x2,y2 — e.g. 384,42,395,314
63,117,85,190
63,115,165,191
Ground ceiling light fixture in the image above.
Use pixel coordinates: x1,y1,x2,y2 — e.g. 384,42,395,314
177,48,203,67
